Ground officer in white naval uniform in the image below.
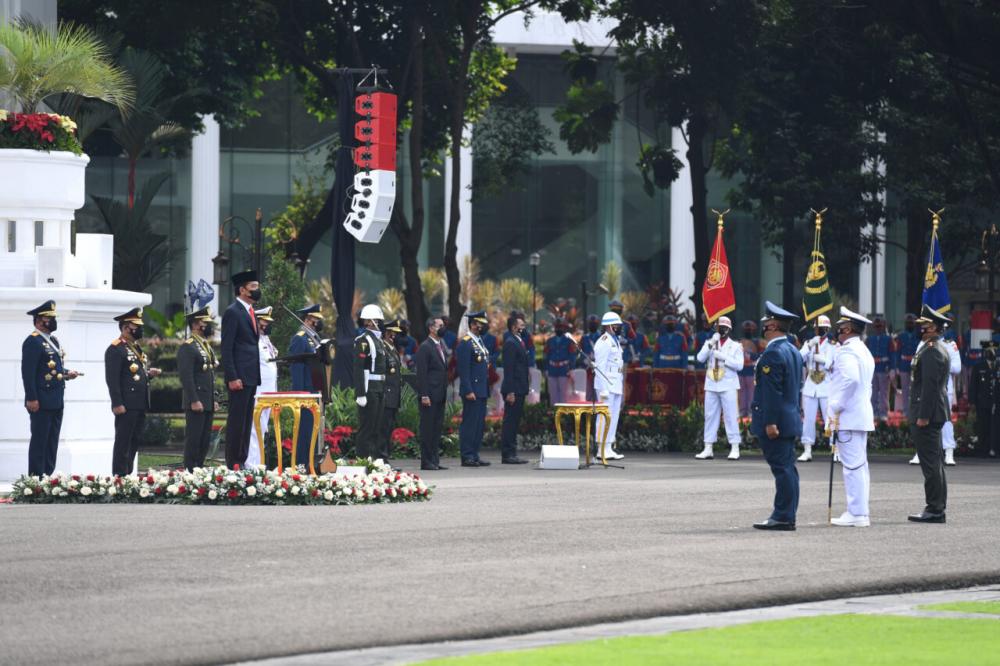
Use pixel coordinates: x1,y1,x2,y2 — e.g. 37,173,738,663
828,307,876,527
694,316,744,460
245,307,278,468
593,311,625,461
909,332,962,467
798,315,835,462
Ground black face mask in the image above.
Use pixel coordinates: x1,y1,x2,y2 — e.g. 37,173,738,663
44,318,57,333
202,324,214,337
718,328,730,338
248,288,263,303
260,324,272,336
588,322,599,333
612,325,622,336
313,320,324,333
743,328,754,339
130,325,144,340
905,323,915,332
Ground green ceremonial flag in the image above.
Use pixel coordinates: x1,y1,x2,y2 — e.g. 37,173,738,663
802,209,833,322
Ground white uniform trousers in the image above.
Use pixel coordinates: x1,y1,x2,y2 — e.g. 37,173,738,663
941,390,956,451
596,392,623,456
836,430,870,517
245,402,270,468
703,389,741,445
801,394,829,445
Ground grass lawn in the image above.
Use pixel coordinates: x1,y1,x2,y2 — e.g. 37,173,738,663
419,615,1000,665
920,601,1000,615
136,453,224,469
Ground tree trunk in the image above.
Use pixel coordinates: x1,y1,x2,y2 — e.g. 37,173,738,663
686,114,711,320
128,157,137,210
443,54,472,331
396,18,429,339
905,208,928,313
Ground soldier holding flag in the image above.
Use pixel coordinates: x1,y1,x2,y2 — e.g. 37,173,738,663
800,209,835,462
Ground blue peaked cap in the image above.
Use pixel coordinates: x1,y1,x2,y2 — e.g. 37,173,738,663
760,300,797,323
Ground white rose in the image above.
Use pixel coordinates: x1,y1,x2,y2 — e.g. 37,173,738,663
323,490,334,501
225,474,238,484
69,480,79,489
81,487,93,497
23,488,33,496
291,485,300,495
139,488,150,498
167,484,178,495
207,489,218,500
246,486,257,497
108,487,117,496
275,489,285,498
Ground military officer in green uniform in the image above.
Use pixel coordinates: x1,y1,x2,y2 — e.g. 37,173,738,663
177,306,219,470
380,319,404,462
105,307,162,476
353,304,388,460
21,300,80,476
908,304,952,524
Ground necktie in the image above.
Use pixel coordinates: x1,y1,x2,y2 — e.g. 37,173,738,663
437,341,445,363
249,307,258,334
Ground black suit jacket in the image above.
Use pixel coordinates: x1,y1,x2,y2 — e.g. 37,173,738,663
501,334,530,396
415,338,448,403
221,299,260,386
104,339,150,410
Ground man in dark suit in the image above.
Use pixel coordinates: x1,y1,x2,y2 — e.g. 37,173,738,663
21,300,80,476
416,316,449,470
908,304,952,523
105,307,161,476
500,314,530,464
750,301,804,531
457,310,492,467
177,306,218,470
221,270,262,468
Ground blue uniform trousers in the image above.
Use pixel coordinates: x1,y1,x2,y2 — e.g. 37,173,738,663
28,409,62,476
760,436,800,523
460,397,487,461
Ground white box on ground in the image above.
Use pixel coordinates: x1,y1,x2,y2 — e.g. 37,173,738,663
538,444,579,470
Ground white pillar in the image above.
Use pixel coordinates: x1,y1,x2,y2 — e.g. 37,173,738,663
190,114,220,312
859,129,887,316
669,125,695,312
444,126,473,287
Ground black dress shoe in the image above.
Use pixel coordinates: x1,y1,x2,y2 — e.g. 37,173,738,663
461,459,480,467
420,464,440,471
436,465,448,470
753,519,796,531
502,457,529,464
908,511,946,523
475,459,491,466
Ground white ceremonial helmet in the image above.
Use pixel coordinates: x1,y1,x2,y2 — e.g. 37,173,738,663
717,316,732,329
816,315,831,328
601,311,623,326
359,304,384,321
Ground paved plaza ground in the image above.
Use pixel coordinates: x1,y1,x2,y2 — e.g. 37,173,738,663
1,453,998,665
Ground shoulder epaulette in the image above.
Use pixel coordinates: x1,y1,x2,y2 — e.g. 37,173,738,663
184,337,194,344
296,330,305,336
30,331,39,337
111,338,121,346
463,335,471,341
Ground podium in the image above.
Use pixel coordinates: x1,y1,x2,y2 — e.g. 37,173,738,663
252,392,323,474
553,402,611,464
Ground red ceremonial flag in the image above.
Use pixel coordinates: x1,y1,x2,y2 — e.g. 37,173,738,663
701,215,736,323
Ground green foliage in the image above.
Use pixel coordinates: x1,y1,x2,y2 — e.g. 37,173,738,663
139,415,173,447
87,172,180,292
471,91,554,200
262,249,307,386
145,307,187,340
325,385,360,430
636,143,683,197
553,78,618,154
264,172,328,253
0,18,133,113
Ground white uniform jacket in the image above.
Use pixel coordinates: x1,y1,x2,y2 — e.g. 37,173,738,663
593,332,624,395
695,335,742,392
800,336,835,398
258,334,278,392
828,336,875,432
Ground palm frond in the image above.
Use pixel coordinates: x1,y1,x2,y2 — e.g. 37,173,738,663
601,260,622,299
377,288,406,321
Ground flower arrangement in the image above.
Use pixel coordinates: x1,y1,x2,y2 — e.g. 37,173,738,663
0,111,83,154
9,460,432,506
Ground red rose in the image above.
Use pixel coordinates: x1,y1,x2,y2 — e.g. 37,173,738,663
177,485,186,494
227,489,238,498
311,489,319,497
71,474,80,481
49,478,60,486
215,475,223,483
146,475,155,484
197,487,207,496
233,463,240,471
292,474,301,482
86,474,95,482
245,475,254,484
168,470,175,478
154,487,162,495
281,438,292,451
281,481,289,490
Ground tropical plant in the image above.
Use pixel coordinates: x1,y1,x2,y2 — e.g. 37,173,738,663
619,290,650,317
262,250,307,387
377,287,406,321
497,278,536,313
419,268,446,312
265,172,328,254
145,307,187,340
305,277,337,322
459,255,481,308
88,172,178,292
0,18,133,114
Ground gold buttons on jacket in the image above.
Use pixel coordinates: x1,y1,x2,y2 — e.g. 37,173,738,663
47,360,56,369
129,363,139,374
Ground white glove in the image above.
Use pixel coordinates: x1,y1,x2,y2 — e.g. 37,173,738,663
813,353,826,364
710,332,721,344
356,396,367,407
712,350,725,362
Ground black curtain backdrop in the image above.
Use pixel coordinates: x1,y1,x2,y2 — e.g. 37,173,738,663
332,73,357,388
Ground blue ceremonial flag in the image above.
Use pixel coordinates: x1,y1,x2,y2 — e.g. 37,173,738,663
922,219,950,313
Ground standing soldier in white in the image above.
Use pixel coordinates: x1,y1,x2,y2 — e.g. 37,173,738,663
798,315,835,462
828,307,876,527
909,329,962,467
246,307,278,468
593,311,625,461
694,316,744,460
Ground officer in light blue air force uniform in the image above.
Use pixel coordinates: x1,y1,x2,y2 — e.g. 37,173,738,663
750,301,804,531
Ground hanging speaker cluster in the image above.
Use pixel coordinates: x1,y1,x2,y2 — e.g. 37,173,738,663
345,89,397,243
